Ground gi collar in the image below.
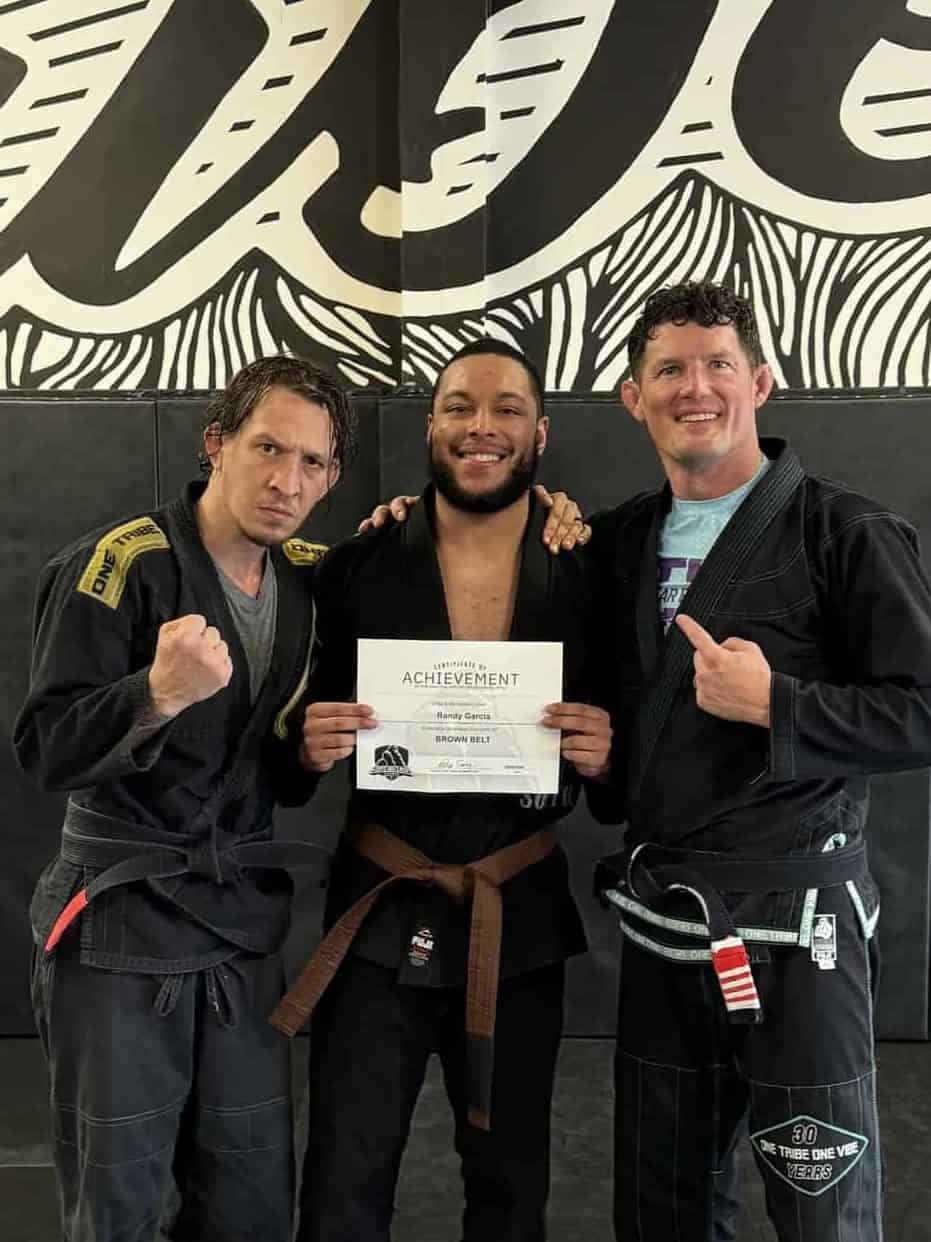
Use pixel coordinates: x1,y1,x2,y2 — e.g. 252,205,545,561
401,484,555,642
628,437,804,813
161,479,315,750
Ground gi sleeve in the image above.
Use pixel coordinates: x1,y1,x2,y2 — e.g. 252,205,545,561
13,547,173,791
769,513,931,779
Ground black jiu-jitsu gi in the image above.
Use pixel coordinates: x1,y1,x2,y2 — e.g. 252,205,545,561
14,481,328,1242
289,487,592,1242
588,437,931,1242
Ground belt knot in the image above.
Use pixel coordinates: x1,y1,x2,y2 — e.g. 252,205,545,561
425,860,471,905
186,841,239,885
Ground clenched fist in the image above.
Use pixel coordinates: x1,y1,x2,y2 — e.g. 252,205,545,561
147,614,233,719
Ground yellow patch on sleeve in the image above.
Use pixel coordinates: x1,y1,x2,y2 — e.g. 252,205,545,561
282,538,328,566
76,517,170,609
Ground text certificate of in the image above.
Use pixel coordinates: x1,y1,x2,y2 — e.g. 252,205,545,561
355,639,563,794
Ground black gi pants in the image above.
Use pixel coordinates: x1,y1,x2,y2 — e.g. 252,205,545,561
32,933,294,1242
297,956,565,1242
613,884,882,1241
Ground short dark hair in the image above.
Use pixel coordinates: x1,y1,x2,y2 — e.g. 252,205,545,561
627,282,765,381
200,355,357,476
430,337,545,418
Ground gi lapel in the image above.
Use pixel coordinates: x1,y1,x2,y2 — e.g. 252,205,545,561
164,485,252,729
632,502,665,682
402,488,453,640
509,495,553,643
163,484,314,820
264,544,317,739
627,440,805,811
401,486,551,643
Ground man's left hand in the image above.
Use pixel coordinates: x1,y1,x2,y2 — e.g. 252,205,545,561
676,614,772,728
541,702,612,778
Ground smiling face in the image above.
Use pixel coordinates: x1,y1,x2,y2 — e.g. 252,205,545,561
428,353,548,513
203,384,338,547
621,320,773,499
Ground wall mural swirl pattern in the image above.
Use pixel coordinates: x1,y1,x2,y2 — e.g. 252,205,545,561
1,0,931,391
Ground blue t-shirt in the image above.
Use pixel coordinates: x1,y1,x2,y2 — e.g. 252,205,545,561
658,458,770,631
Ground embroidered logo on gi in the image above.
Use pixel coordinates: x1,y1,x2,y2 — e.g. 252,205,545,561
282,538,328,566
76,517,169,609
811,913,838,971
750,1116,869,1197
370,744,412,781
408,926,435,968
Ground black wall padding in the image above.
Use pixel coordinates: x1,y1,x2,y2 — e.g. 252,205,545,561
1,391,929,1038
0,398,159,1033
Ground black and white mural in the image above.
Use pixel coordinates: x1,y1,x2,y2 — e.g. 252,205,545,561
3,0,931,392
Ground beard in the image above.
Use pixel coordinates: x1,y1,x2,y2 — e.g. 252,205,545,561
429,441,540,514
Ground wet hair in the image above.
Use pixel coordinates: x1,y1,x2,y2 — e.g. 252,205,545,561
627,282,765,381
199,354,357,476
430,337,545,419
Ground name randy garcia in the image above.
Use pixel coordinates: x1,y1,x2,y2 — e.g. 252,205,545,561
401,659,519,689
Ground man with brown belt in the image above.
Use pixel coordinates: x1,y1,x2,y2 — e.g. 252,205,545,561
275,338,612,1242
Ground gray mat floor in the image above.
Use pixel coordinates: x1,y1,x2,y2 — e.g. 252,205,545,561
1,1038,928,1240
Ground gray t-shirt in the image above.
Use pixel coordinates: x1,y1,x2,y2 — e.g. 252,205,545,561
217,557,278,701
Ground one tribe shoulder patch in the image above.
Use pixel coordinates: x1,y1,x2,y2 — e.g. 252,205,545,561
282,538,328,566
77,517,169,609
750,1115,869,1197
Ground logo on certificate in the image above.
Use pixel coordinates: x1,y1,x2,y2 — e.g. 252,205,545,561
370,744,413,781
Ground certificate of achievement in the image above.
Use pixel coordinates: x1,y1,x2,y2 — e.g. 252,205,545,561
356,639,563,794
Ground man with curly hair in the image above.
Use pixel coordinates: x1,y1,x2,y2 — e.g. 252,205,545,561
14,356,356,1242
586,281,931,1241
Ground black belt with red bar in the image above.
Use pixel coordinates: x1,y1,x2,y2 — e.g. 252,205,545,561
45,800,331,953
595,840,868,1024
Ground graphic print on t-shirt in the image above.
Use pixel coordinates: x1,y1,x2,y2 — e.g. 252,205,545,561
658,555,704,631
656,458,771,632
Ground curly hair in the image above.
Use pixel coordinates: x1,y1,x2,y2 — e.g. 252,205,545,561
200,355,358,476
627,282,764,381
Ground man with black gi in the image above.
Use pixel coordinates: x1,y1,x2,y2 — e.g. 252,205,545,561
582,282,931,1241
14,356,356,1241
268,338,612,1242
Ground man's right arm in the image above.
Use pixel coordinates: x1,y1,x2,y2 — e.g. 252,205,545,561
13,551,230,791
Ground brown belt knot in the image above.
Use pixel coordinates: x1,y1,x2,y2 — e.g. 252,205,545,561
269,820,558,1130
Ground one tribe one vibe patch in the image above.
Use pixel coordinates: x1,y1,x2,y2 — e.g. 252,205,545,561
751,1116,869,1196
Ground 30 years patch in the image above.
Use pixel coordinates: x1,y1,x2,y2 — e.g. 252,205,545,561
750,1115,869,1197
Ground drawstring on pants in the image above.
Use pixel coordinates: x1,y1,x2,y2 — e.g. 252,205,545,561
153,967,238,1028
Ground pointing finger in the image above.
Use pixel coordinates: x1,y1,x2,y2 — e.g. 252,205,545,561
675,614,721,657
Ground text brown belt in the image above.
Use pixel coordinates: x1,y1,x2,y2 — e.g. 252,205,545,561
269,820,559,1130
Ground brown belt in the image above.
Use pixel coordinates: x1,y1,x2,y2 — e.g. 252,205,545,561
269,820,558,1130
